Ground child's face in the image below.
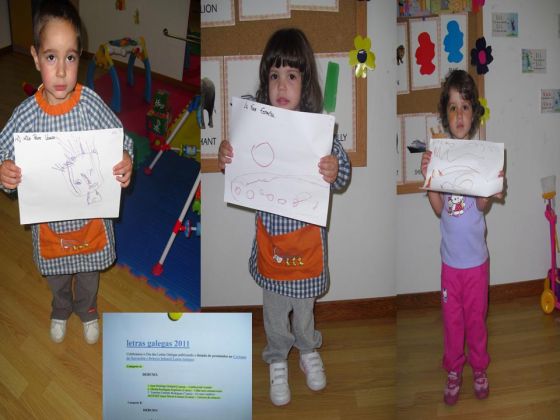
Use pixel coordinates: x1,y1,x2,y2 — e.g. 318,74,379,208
446,88,473,140
30,18,80,105
268,65,302,111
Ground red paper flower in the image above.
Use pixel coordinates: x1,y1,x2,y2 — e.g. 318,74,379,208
470,37,493,75
472,0,485,13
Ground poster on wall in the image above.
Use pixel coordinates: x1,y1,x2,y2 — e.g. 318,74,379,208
224,54,356,155
541,89,560,113
201,0,235,27
522,49,547,74
316,53,356,153
398,0,431,17
401,113,439,183
397,116,403,183
491,12,518,37
439,13,468,80
397,22,410,95
409,17,440,91
200,57,224,159
238,0,290,21
290,0,338,12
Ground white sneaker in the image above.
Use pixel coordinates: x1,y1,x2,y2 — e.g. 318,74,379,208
300,351,326,391
83,319,99,344
269,361,290,406
50,319,67,343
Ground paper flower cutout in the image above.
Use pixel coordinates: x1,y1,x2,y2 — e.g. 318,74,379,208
349,35,375,78
472,0,485,13
470,37,493,74
479,97,490,125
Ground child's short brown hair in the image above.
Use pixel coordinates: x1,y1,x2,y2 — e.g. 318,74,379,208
33,0,82,51
438,70,484,139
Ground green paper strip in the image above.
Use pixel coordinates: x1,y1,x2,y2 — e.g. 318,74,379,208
323,61,339,113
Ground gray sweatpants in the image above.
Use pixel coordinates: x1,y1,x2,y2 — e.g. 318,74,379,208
262,289,322,364
46,271,100,322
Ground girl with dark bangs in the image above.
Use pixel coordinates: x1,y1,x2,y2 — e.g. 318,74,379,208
218,28,351,406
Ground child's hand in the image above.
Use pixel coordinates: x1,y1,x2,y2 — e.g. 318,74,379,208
113,152,132,188
0,160,22,189
218,140,233,171
494,170,506,199
420,151,432,179
319,154,338,184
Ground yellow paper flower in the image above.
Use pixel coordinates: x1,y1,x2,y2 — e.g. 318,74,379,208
349,35,375,78
479,97,490,125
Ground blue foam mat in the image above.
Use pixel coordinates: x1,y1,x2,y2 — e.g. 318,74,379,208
114,150,200,310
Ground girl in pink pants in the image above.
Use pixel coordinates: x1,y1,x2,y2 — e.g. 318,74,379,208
420,70,506,405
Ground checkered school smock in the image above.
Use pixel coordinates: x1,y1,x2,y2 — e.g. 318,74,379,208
0,84,133,276
248,139,351,299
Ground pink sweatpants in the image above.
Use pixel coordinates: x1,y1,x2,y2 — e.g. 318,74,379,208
441,259,490,373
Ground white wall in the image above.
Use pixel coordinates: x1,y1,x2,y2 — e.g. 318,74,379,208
80,0,190,80
396,0,560,293
0,0,11,49
201,0,397,306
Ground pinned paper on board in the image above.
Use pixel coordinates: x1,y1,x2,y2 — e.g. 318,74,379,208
224,97,334,226
14,128,124,224
422,138,504,197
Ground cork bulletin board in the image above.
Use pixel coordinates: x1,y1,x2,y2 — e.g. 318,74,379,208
397,10,485,194
200,0,367,172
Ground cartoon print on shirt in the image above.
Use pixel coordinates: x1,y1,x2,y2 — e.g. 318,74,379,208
447,194,465,217
442,288,448,303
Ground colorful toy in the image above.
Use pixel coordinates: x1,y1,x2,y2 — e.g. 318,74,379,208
144,95,200,175
192,184,201,215
146,89,171,149
152,172,201,276
86,37,152,113
183,219,201,238
540,175,560,313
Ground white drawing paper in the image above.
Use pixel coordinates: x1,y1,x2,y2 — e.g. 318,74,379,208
201,0,235,27
103,313,252,420
290,0,338,12
224,97,334,226
14,128,123,224
422,138,504,197
239,0,290,21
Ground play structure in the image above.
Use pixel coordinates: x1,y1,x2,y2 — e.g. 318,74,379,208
540,175,560,314
86,37,152,113
152,173,201,276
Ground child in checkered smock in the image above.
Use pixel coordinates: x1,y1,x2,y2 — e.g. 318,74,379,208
219,28,351,406
0,0,133,345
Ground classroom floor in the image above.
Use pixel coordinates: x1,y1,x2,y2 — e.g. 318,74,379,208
397,296,560,419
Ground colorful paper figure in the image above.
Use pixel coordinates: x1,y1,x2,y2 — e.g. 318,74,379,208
444,21,464,63
479,97,490,125
349,35,375,78
415,32,436,75
471,37,493,75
